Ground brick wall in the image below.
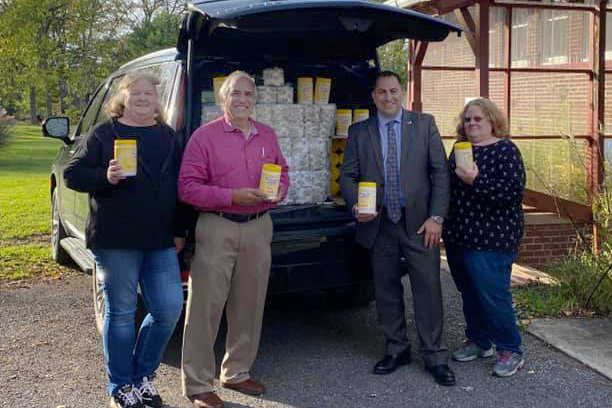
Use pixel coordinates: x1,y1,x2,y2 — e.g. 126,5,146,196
516,214,589,266
421,7,600,138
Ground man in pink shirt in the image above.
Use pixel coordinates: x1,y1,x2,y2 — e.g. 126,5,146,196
178,70,289,408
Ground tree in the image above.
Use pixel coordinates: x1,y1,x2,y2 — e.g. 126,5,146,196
121,9,182,61
0,0,174,121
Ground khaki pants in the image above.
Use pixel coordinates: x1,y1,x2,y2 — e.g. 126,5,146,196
181,212,273,397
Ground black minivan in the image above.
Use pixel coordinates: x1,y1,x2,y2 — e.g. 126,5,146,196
43,0,460,330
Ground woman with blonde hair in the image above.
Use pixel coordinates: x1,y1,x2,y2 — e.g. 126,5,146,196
443,98,526,377
64,72,188,408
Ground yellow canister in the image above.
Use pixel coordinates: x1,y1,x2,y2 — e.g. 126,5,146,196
358,182,377,214
314,77,332,104
335,109,352,137
297,77,314,104
353,109,369,124
454,141,474,169
213,76,226,105
113,139,137,177
259,163,282,200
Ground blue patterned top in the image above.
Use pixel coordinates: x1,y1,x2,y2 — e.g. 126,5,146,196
443,139,525,251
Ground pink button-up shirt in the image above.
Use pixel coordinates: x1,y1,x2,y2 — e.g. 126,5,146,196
178,115,289,214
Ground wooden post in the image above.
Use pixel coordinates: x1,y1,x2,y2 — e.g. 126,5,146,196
476,0,490,97
454,3,489,98
504,6,512,122
590,1,608,252
407,40,428,112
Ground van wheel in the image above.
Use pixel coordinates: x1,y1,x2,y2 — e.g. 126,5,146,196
51,190,71,265
92,264,146,335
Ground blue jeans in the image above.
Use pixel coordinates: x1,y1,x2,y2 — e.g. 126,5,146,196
446,246,522,355
92,248,183,396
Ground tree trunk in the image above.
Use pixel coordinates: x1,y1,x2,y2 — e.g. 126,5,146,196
30,86,37,124
60,75,67,114
46,93,53,118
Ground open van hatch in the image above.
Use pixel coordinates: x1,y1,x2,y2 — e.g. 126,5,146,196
179,0,462,58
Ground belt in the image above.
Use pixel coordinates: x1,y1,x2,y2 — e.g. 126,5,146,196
210,210,268,223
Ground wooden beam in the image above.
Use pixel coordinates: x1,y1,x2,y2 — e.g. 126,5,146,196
407,40,428,111
437,0,477,14
523,189,592,224
504,5,512,123
588,0,608,252
476,0,490,97
454,7,477,55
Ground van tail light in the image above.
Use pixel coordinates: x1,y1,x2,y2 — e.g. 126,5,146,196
181,269,190,282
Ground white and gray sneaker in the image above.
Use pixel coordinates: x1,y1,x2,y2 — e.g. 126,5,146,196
493,351,524,377
110,384,144,408
452,341,495,362
137,375,163,408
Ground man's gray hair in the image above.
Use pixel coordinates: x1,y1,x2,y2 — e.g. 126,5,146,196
218,71,257,105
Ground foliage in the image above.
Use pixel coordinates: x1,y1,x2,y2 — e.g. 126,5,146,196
377,39,408,85
513,284,579,323
0,0,185,122
121,10,182,62
513,135,612,318
0,108,13,149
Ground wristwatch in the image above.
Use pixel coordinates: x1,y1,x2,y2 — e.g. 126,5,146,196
431,215,444,224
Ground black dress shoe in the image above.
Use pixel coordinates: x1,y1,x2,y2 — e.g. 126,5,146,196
426,364,456,386
373,349,411,375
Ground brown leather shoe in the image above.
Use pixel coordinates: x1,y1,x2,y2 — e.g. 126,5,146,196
221,378,265,396
188,391,224,408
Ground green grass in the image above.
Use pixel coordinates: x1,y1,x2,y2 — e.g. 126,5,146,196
0,125,58,239
513,284,578,322
0,124,76,282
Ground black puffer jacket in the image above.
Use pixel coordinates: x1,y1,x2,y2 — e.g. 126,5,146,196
64,118,191,249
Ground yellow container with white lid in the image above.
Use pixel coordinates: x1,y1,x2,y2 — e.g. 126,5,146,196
213,76,226,105
358,182,377,214
353,109,369,124
297,77,314,104
114,139,137,177
454,141,474,169
259,163,282,200
314,77,332,104
335,109,352,137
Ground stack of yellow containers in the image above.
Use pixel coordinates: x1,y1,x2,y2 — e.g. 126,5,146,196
329,138,347,196
329,108,370,197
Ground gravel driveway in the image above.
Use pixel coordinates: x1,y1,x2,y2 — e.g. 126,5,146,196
1,269,611,408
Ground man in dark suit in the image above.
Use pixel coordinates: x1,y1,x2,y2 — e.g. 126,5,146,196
340,71,454,386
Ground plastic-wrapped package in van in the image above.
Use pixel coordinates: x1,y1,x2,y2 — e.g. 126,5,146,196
254,104,273,126
303,105,320,138
311,169,330,203
319,104,337,136
271,104,290,138
263,67,284,86
257,86,277,104
309,138,330,171
201,105,223,124
277,137,293,169
286,105,304,138
276,86,294,103
292,138,309,169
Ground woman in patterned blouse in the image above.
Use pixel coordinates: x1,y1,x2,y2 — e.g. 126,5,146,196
443,98,526,378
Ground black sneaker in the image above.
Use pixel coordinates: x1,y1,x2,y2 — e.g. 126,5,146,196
136,375,163,408
110,384,145,408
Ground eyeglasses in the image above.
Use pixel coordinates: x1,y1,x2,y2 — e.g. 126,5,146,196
464,116,486,123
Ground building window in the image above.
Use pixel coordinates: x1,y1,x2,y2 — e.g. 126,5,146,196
511,9,529,68
606,13,612,60
541,10,569,65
